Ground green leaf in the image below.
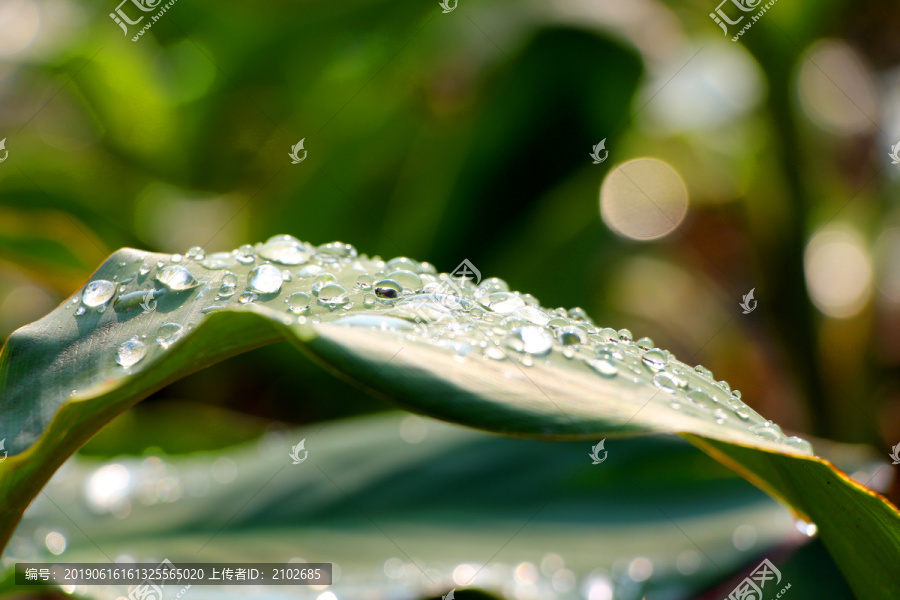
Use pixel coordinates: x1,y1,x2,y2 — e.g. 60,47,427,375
1,237,898,599
6,412,848,599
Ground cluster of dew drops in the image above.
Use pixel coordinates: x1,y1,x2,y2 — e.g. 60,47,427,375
68,234,812,455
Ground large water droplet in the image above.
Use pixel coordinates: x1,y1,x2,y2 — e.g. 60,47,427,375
116,339,147,368
317,283,349,307
248,264,284,295
287,292,311,313
641,349,668,372
156,323,184,349
156,266,200,291
82,280,116,307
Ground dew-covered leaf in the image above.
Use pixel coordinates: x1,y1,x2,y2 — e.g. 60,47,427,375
0,236,898,598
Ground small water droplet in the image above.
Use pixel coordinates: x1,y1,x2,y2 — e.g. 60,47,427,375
75,306,86,315
357,273,374,289
287,292,311,313
617,329,633,343
477,277,510,295
239,291,258,304
478,292,526,314
509,326,553,355
387,270,422,292
156,323,184,349
641,349,668,372
234,244,256,264
687,388,711,406
116,339,147,368
218,272,238,298
784,436,813,454
200,259,232,270
636,337,654,351
386,256,421,272
185,246,206,261
248,264,284,295
717,380,731,394
653,371,686,393
316,241,357,262
587,357,618,377
317,283,349,307
155,266,200,291
694,364,713,379
374,279,402,299
485,347,506,360
713,408,728,424
557,326,587,346
750,421,784,441
363,293,377,307
311,273,338,295
296,265,325,278
597,328,619,342
82,280,117,307
282,270,292,281
139,264,151,276
258,238,311,265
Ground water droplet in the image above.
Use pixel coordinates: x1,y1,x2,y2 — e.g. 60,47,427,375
386,256,421,272
287,292,311,313
750,421,784,441
317,283,349,307
248,264,284,295
239,291,258,304
784,436,813,454
687,388,711,406
374,279,402,299
200,259,232,270
587,357,618,377
717,380,731,394
156,323,184,349
363,293,377,307
116,339,146,368
713,408,728,424
557,326,587,346
636,337,654,351
171,254,183,263
597,328,619,342
155,266,200,291
185,246,206,261
82,280,116,307
282,270,293,281
795,519,818,536
387,270,422,292
485,347,506,360
567,307,591,323
617,329,633,343
114,289,158,313
510,326,553,355
258,238,312,265
296,265,325,278
139,263,151,276
641,349,668,372
218,272,238,298
735,408,751,420
731,390,742,400
477,277,510,295
478,292,526,314
694,364,713,379
234,244,256,264
316,241,357,262
357,273,374,289
75,306,86,315
653,371,686,393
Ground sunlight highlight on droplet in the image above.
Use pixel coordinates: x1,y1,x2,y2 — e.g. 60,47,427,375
804,227,873,318
600,158,688,240
85,464,130,513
